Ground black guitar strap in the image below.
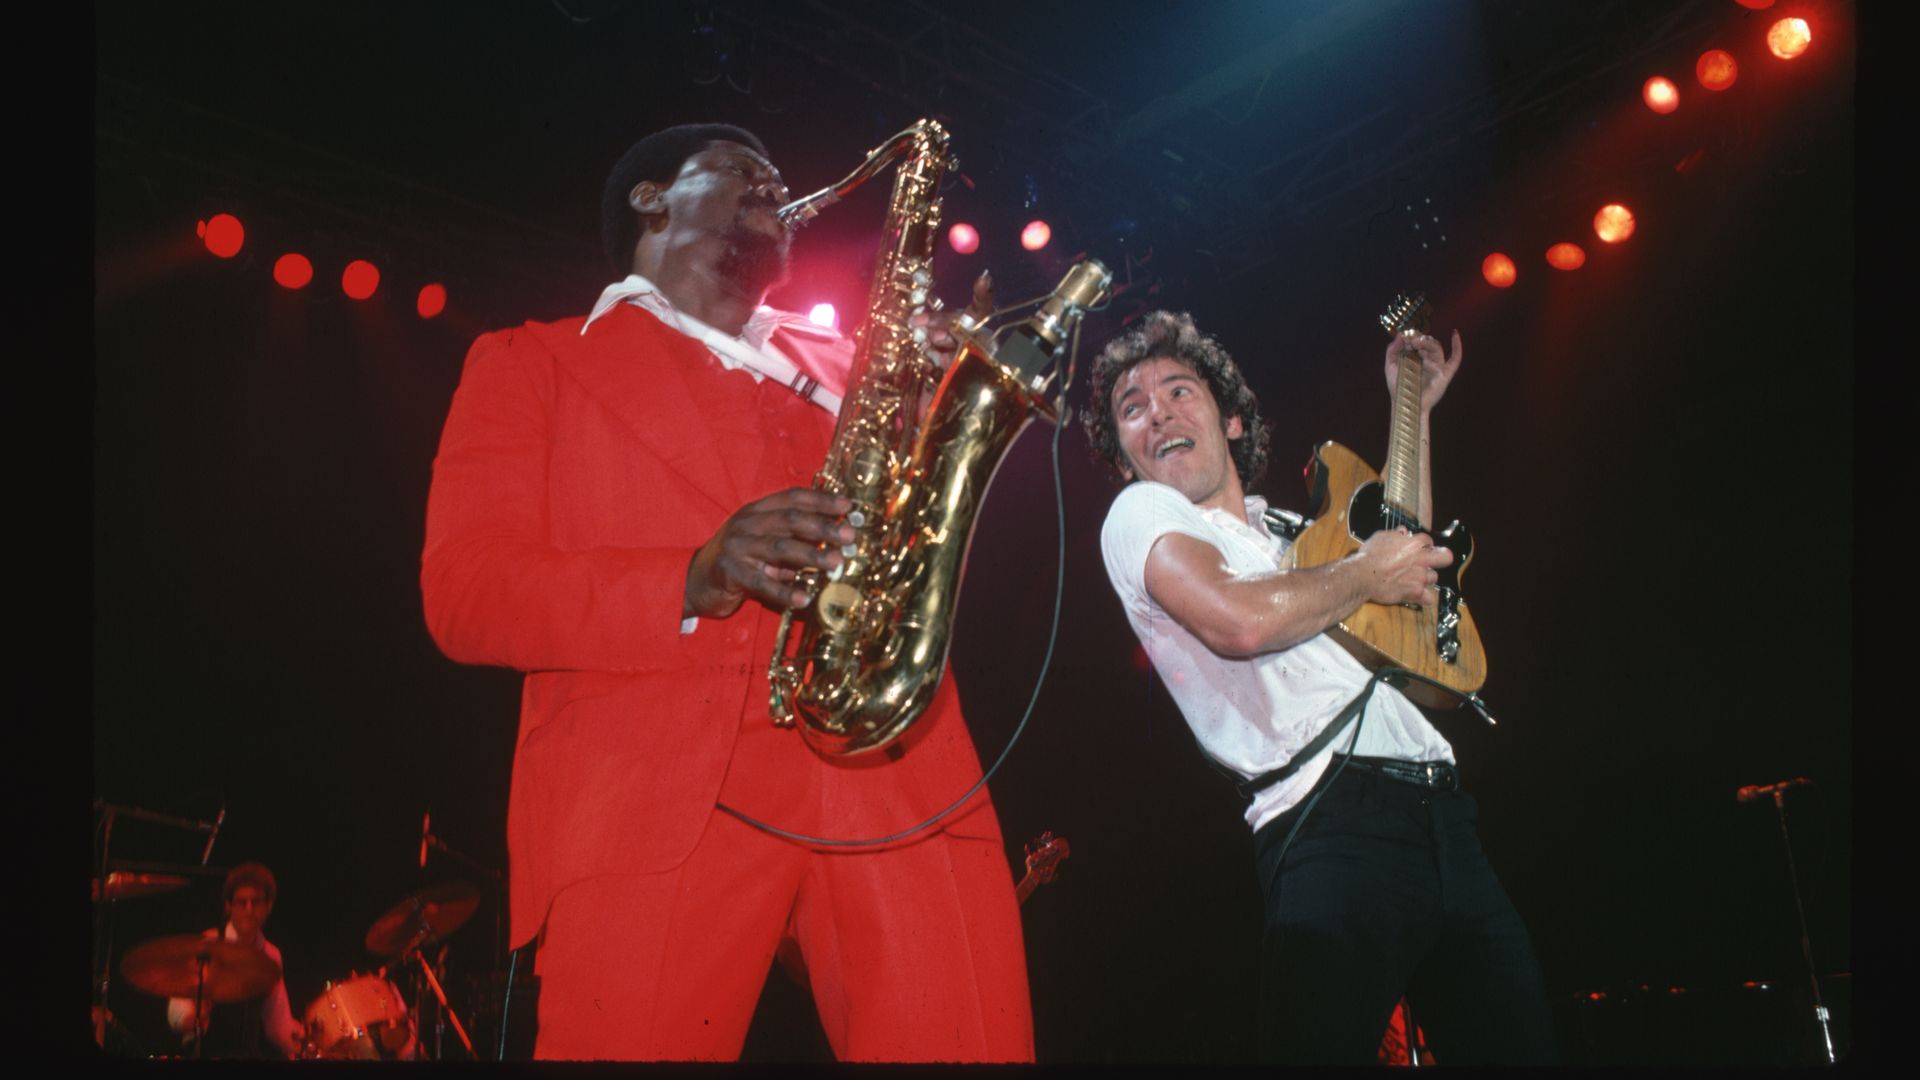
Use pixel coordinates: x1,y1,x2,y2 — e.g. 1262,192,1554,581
1211,667,1409,801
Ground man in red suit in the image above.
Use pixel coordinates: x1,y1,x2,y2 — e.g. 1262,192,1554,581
420,124,1031,1061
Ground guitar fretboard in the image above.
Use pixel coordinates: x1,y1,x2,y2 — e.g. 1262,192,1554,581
1382,342,1424,529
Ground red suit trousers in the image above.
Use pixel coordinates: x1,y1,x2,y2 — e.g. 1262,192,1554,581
532,808,1033,1061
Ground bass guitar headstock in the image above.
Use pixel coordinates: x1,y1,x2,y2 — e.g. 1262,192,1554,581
1022,831,1070,887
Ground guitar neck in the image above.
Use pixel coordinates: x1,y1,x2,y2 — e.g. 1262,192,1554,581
1382,344,1424,527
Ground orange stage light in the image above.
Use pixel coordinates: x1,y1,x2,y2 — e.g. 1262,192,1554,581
200,214,245,258
1020,220,1051,251
1642,76,1680,114
1767,17,1811,59
273,253,313,289
1696,49,1738,90
342,260,380,300
1546,243,1587,271
947,222,980,254
1593,204,1636,244
1481,253,1517,288
417,283,447,319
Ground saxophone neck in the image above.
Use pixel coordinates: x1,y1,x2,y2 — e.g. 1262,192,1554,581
778,120,951,228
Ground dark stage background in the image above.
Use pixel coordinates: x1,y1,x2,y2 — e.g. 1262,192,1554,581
94,0,1854,1065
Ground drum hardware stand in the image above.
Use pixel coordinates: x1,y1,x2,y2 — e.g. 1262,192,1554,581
186,950,214,1060
421,817,510,1059
92,799,224,1050
400,925,475,1059
1743,779,1836,1064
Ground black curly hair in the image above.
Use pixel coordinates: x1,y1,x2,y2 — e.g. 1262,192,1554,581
1082,310,1271,488
600,123,770,276
222,861,277,906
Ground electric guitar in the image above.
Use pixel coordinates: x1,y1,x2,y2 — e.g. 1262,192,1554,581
1014,832,1069,906
1278,294,1487,708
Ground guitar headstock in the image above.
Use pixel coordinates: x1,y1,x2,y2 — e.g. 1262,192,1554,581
1378,293,1432,338
1022,831,1071,886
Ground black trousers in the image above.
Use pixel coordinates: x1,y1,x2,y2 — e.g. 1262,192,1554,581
1252,763,1558,1065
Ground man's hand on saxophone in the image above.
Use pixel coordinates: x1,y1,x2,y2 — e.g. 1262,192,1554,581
683,489,856,618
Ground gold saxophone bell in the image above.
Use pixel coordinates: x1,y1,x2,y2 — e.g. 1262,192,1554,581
766,119,1111,756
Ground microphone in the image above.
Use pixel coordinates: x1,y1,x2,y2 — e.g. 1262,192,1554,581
1736,777,1811,803
420,811,431,869
201,806,226,866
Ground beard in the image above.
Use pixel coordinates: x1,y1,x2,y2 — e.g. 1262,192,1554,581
716,216,791,301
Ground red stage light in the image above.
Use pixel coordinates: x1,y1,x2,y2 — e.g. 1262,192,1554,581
807,303,837,329
1020,220,1051,251
947,222,980,254
1481,253,1517,288
417,283,447,319
1696,49,1738,90
1593,204,1636,243
200,214,245,258
342,259,380,300
1642,76,1680,114
1546,242,1587,271
273,253,313,289
1767,17,1811,59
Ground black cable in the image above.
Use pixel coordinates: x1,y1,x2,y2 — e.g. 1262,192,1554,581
1265,665,1492,887
1262,669,1388,874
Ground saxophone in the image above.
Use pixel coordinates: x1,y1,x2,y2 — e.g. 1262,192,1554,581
768,119,1112,755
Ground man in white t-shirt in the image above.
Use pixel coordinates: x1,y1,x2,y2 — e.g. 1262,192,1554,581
1085,310,1555,1064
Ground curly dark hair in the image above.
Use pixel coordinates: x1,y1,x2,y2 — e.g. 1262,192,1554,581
1082,310,1271,488
222,861,277,906
600,123,770,276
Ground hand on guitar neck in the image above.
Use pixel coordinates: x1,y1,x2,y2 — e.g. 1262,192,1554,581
1278,294,1488,707
1379,327,1462,528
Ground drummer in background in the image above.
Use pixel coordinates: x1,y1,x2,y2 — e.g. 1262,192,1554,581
165,862,303,1058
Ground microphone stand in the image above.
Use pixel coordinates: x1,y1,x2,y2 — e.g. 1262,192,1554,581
1763,787,1836,1064
92,799,224,1050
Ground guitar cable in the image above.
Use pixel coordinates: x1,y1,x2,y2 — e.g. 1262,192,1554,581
1263,666,1496,892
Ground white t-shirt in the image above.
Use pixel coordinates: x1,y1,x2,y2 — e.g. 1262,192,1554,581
1100,480,1454,833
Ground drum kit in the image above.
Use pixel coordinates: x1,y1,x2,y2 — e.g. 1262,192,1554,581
95,799,495,1061
110,879,483,1060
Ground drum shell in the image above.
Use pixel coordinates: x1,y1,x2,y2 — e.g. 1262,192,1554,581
300,974,415,1060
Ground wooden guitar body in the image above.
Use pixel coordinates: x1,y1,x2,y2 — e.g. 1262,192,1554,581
1279,440,1486,708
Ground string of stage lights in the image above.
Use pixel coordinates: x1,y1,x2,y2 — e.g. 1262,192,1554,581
191,206,1054,331
1477,0,1825,290
189,2,1831,318
194,212,452,319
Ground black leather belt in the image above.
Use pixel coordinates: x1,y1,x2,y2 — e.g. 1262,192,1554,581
1336,755,1459,792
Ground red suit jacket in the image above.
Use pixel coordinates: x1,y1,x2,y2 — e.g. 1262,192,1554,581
422,302,1002,948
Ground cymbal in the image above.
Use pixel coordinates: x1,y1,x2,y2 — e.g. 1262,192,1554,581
365,881,480,957
120,934,279,1003
92,871,190,903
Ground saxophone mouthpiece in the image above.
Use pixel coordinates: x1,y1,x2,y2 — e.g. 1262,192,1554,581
777,189,839,228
